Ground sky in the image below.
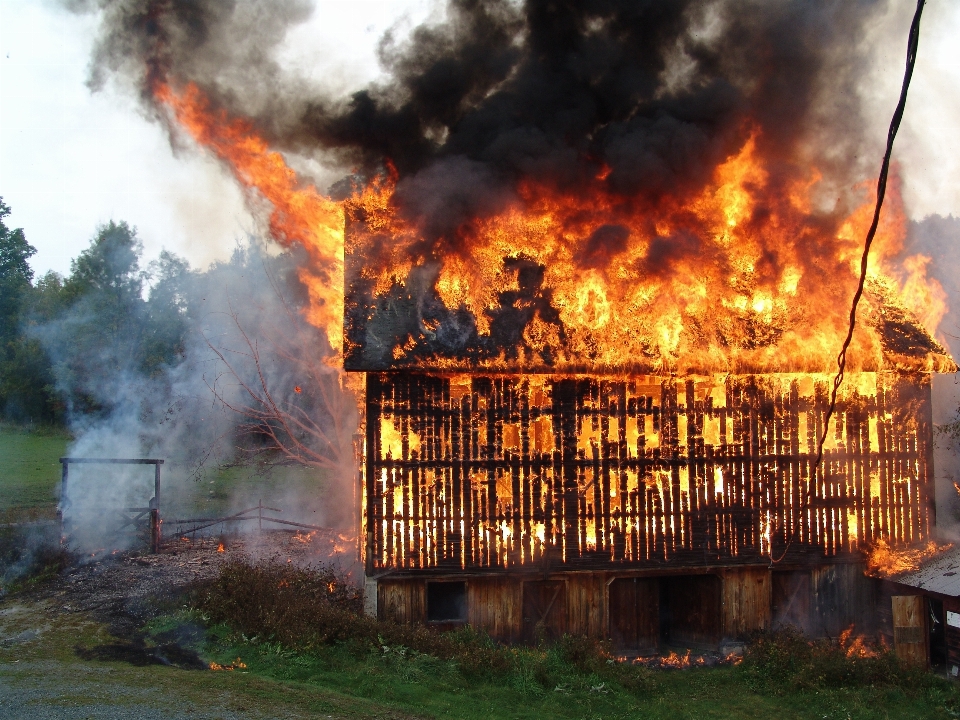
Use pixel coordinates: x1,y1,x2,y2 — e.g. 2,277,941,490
0,0,959,279
0,0,440,276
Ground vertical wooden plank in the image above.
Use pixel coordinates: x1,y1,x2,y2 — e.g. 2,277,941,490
567,573,605,638
554,378,579,561
365,373,381,573
467,577,523,643
609,577,660,654
722,568,772,640
522,580,567,643
892,595,928,667
378,579,426,625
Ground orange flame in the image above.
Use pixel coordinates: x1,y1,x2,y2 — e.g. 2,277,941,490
217,542,225,553
154,82,345,355
153,83,949,375
865,538,950,577
209,657,247,671
838,627,881,659
344,133,949,374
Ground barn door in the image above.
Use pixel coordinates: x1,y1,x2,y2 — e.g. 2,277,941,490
772,571,810,631
523,580,566,644
892,595,928,666
662,575,722,649
609,578,659,655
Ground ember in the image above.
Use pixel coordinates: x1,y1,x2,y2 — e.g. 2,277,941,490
209,657,246,672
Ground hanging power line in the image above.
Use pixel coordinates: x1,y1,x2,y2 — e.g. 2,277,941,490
814,0,926,471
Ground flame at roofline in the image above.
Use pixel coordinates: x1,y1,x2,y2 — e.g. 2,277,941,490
153,82,954,376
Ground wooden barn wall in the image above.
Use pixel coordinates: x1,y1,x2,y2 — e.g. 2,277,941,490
378,579,426,625
663,575,722,648
566,574,606,639
364,372,933,574
721,568,771,640
772,570,812,632
608,577,660,654
811,564,877,637
376,563,877,647
891,594,928,666
467,577,522,643
943,597,960,674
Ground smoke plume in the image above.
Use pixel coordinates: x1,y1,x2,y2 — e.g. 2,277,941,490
41,239,356,553
84,0,888,258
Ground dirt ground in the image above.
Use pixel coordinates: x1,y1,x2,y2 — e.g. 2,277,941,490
0,531,393,720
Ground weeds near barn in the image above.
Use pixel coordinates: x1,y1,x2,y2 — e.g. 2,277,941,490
739,627,933,693
172,558,960,719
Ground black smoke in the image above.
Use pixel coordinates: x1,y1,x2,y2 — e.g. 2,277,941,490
83,0,886,260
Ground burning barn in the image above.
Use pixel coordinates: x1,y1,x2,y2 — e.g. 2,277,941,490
122,0,958,657
346,189,956,653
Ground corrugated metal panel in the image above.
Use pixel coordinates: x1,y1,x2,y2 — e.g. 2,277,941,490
892,546,960,597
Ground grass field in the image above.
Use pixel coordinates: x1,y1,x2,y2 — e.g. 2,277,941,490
193,632,959,720
180,559,960,720
5,599,955,720
0,424,69,521
0,422,333,525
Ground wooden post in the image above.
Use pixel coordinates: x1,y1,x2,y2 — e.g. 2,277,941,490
59,459,68,545
151,461,162,552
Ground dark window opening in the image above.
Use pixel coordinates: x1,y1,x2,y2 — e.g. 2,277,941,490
427,581,466,622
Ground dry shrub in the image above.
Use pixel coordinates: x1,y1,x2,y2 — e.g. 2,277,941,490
739,627,930,693
192,558,512,677
192,558,655,692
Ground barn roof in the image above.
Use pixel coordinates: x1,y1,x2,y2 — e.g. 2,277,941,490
889,545,960,598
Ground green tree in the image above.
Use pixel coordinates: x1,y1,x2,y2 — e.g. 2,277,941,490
0,198,62,423
40,221,191,418
142,250,191,373
0,198,34,346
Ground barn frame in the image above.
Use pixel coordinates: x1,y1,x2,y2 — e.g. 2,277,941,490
359,370,939,652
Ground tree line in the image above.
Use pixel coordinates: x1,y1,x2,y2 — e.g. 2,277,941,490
0,197,188,425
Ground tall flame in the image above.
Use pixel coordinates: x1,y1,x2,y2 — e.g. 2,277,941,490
344,130,949,373
154,82,346,354
153,82,948,375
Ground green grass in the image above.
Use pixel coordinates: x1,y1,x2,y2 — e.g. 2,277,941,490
0,423,331,524
5,595,957,720
0,423,69,521
0,600,417,719
177,627,958,719
178,559,960,720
